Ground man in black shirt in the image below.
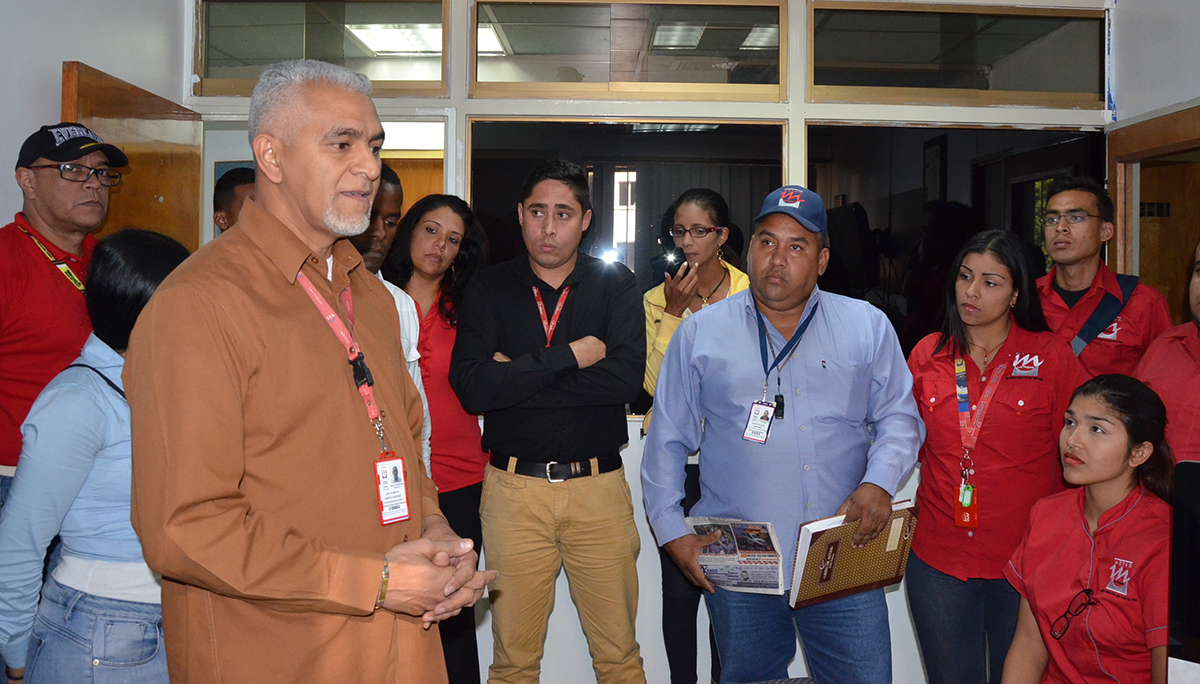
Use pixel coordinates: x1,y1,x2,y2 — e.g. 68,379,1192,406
451,160,646,684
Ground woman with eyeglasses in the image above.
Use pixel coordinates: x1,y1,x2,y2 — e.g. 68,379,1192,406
1001,374,1172,684
380,194,488,684
643,188,747,684
906,230,1088,684
0,229,190,684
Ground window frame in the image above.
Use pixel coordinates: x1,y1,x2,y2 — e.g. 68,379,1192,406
469,0,789,102
193,0,450,98
807,1,1107,110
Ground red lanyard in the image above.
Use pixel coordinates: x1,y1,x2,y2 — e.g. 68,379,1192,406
296,271,382,425
532,285,571,347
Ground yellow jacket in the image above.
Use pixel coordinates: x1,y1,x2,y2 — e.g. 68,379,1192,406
643,261,749,396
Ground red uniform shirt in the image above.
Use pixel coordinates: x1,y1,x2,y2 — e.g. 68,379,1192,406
415,297,488,492
1037,263,1172,377
909,324,1088,579
1005,486,1170,684
0,214,94,468
1136,322,1200,463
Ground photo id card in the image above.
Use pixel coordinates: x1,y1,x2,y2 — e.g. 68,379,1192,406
743,401,776,443
954,484,978,528
375,452,410,525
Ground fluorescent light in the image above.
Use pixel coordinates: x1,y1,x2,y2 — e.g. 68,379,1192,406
741,25,779,50
631,124,720,133
652,23,706,49
347,24,441,55
478,24,506,55
381,122,445,151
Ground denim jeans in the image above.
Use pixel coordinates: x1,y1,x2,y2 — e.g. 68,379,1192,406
660,464,720,684
704,585,891,684
904,551,1019,684
25,577,167,684
0,475,9,677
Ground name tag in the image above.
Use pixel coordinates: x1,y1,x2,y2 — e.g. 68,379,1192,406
375,452,410,525
743,401,776,444
954,484,978,528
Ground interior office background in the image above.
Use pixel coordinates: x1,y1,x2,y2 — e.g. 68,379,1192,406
3,0,1200,682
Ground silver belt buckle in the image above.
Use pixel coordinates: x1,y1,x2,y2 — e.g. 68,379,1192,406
546,461,565,483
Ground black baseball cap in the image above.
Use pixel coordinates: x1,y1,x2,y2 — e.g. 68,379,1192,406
16,122,129,171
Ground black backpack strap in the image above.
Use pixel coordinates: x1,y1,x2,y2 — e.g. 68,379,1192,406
65,364,127,400
1070,274,1139,356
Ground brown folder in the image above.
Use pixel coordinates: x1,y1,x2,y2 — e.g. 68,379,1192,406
789,501,919,609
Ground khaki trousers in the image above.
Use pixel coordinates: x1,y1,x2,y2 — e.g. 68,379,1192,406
480,463,646,684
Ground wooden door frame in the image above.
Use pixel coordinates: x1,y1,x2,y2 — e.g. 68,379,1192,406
1108,104,1200,273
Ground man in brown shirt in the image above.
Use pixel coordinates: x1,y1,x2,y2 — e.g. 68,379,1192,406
125,60,493,684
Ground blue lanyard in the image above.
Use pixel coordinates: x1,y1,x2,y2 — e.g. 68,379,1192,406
755,300,820,378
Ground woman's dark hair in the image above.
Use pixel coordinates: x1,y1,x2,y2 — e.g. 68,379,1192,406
934,230,1050,358
664,188,742,270
1071,374,1174,502
87,229,191,351
380,194,488,327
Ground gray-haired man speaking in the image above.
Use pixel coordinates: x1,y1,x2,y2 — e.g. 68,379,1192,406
125,60,494,684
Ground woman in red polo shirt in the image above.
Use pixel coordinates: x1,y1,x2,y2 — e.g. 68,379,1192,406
380,194,489,684
907,230,1088,684
1002,374,1172,683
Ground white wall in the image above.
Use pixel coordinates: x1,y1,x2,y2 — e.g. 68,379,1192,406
1111,0,1200,121
0,0,187,214
471,418,928,684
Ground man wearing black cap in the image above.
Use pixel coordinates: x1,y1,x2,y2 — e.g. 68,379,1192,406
643,185,923,683
0,123,126,504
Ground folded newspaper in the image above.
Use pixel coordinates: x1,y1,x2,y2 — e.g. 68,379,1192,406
685,517,785,595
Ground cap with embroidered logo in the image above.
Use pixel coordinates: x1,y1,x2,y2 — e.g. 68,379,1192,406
754,185,827,237
16,122,129,171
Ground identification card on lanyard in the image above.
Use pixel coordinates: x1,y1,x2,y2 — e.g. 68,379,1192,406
533,285,571,347
744,301,819,443
297,271,409,524
953,357,1006,528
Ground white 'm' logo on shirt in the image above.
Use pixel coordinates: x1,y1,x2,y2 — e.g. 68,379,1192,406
1106,558,1133,596
1012,354,1043,377
1098,316,1121,341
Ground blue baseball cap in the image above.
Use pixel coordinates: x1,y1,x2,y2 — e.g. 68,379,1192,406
754,185,827,237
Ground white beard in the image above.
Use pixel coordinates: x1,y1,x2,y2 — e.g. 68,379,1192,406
324,203,369,237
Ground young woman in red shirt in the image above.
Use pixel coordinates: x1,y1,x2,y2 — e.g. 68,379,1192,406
381,194,489,684
906,230,1088,684
1002,374,1172,684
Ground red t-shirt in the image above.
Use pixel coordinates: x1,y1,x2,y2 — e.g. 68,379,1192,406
1136,322,1200,463
0,214,95,467
1037,263,1172,377
1005,486,1170,684
908,324,1088,579
415,297,488,492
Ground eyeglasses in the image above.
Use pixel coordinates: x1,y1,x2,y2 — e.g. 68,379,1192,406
670,226,723,239
1042,212,1104,228
1050,588,1098,639
27,163,122,187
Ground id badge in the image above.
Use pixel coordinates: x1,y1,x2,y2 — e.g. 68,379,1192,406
375,452,410,525
742,401,776,443
954,484,978,528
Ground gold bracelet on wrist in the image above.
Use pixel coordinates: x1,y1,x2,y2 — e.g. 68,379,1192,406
375,558,390,609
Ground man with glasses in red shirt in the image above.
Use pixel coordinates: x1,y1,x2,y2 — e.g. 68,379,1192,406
0,122,127,505
1036,176,1171,377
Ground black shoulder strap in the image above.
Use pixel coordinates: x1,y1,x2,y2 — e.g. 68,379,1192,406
65,364,127,400
1071,274,1139,356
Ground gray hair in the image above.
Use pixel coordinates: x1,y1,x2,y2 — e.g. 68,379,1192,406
247,60,372,144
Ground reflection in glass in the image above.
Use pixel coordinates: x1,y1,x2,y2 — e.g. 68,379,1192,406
476,3,780,85
205,1,443,81
813,10,1102,94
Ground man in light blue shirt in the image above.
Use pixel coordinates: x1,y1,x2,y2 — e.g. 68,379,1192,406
642,185,924,684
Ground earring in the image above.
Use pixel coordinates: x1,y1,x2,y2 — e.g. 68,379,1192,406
717,247,724,260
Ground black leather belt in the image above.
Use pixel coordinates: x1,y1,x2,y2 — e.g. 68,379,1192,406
490,452,622,482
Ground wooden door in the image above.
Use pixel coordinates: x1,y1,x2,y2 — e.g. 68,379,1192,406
384,157,444,217
62,62,203,251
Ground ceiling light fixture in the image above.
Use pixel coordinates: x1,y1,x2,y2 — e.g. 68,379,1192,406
741,25,779,50
347,23,442,55
652,23,706,49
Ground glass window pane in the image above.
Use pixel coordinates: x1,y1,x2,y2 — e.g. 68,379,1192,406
813,9,1102,94
205,1,443,81
477,3,780,85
